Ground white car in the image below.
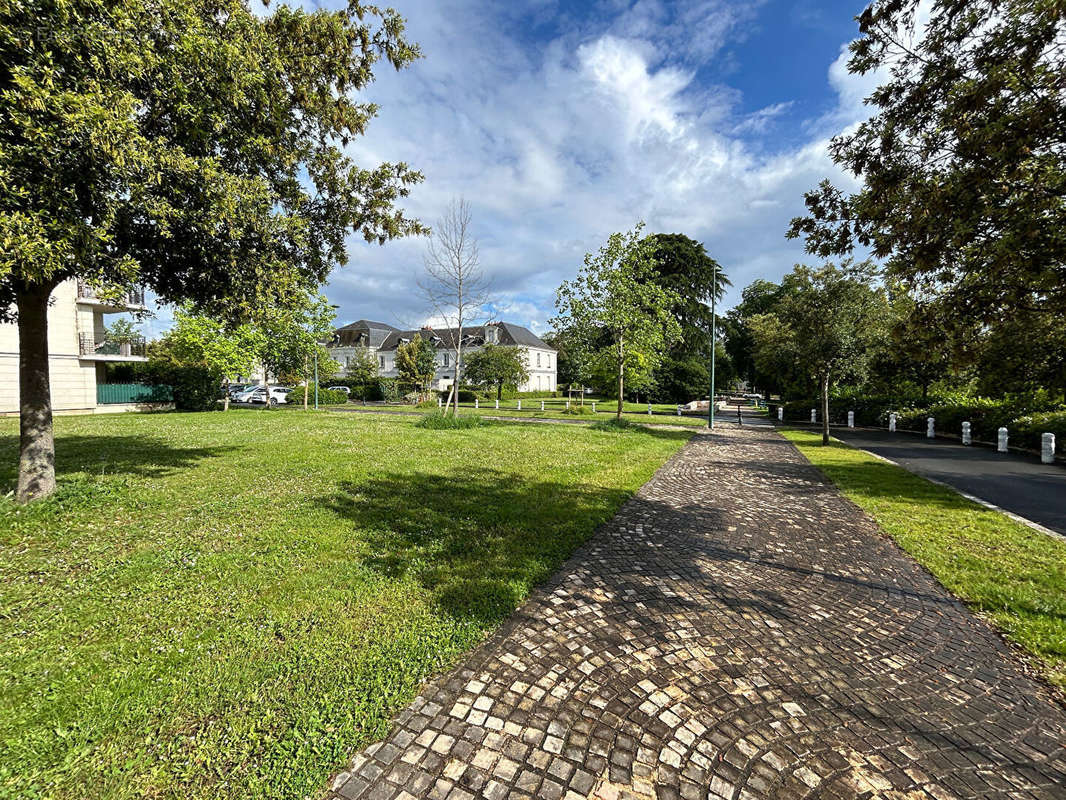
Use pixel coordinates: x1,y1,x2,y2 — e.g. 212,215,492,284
237,386,291,406
326,385,351,395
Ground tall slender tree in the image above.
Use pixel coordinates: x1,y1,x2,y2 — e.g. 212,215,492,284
0,1,425,501
418,198,491,415
553,224,681,419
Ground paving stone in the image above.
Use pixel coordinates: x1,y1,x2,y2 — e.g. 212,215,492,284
323,426,1066,799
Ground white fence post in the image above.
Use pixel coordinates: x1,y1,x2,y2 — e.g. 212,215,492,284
437,397,442,408
494,399,499,410
848,411,855,428
516,399,521,411
926,417,935,439
475,397,479,409
566,398,570,409
998,427,1009,452
810,408,817,424
591,401,596,413
1042,432,1055,464
889,412,897,433
962,421,971,445
540,400,545,411
778,407,783,422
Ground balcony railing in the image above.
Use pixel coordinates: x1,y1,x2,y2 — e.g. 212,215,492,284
79,334,147,359
76,281,146,308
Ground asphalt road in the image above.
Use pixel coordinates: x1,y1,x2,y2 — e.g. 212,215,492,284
829,427,1066,536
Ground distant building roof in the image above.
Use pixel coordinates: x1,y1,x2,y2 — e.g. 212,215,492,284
332,319,399,349
378,322,555,352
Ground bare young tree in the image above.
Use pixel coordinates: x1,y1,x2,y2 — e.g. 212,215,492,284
418,198,492,414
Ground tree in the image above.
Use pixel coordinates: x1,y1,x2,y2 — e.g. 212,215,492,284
749,262,886,444
345,347,380,390
154,307,264,385
787,0,1066,324
418,198,490,415
395,334,436,399
1,1,425,501
463,345,530,400
553,224,681,419
258,293,339,408
724,279,790,397
640,233,730,403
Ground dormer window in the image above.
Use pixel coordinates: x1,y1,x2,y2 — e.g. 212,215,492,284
486,325,499,344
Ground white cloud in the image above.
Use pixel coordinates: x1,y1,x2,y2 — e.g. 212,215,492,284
185,0,888,337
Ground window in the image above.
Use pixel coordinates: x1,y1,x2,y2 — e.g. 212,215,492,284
379,355,385,369
536,352,541,367
443,352,449,367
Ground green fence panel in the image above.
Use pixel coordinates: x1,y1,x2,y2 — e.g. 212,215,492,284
97,383,173,405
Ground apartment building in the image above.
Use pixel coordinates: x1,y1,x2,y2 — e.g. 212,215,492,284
0,280,158,416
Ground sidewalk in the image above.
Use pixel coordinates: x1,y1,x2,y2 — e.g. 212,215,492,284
325,425,1066,800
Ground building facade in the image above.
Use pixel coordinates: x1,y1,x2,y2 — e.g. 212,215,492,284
330,320,557,392
0,280,155,416
378,322,557,392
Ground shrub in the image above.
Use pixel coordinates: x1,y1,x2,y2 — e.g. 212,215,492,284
1010,411,1066,455
415,411,485,429
144,362,219,411
302,384,348,405
563,405,594,415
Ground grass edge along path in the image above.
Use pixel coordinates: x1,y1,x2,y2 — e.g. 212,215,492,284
780,428,1066,690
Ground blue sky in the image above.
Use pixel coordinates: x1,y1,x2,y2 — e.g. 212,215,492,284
143,0,879,339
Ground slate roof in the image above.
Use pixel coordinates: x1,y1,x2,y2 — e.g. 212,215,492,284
378,322,555,352
332,319,399,349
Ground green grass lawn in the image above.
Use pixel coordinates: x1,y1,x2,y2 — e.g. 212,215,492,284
326,400,712,428
0,411,690,800
781,428,1066,689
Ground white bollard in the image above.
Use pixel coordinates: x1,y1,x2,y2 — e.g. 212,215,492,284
889,412,897,433
848,411,855,428
1042,433,1055,464
566,398,570,409
778,407,783,422
494,399,499,410
811,409,817,424
438,397,442,408
998,427,1008,452
962,421,972,445
475,397,479,409
927,417,935,439
591,401,596,413
540,400,545,411
516,399,521,411
647,403,652,415
676,405,682,416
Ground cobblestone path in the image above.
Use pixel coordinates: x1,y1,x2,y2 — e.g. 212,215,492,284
325,426,1066,800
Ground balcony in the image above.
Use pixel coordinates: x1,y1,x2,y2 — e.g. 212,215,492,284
76,281,147,311
79,334,148,361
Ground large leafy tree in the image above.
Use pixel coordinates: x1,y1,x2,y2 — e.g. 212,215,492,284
787,0,1066,323
1,0,425,501
750,262,886,443
153,307,265,386
724,279,790,396
463,344,529,400
553,224,681,419
641,233,729,402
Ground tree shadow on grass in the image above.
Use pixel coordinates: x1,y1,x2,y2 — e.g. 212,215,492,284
319,467,634,627
0,434,239,489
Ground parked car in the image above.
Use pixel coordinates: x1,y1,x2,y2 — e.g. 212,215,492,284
227,383,252,400
236,386,292,406
326,386,351,395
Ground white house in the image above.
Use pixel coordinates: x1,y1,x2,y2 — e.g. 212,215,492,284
365,321,557,392
0,281,161,416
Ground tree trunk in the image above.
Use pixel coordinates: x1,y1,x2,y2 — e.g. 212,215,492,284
16,284,57,503
821,372,830,445
616,335,624,420
453,343,461,415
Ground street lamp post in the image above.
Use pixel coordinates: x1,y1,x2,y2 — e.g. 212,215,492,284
708,258,717,429
314,347,319,410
